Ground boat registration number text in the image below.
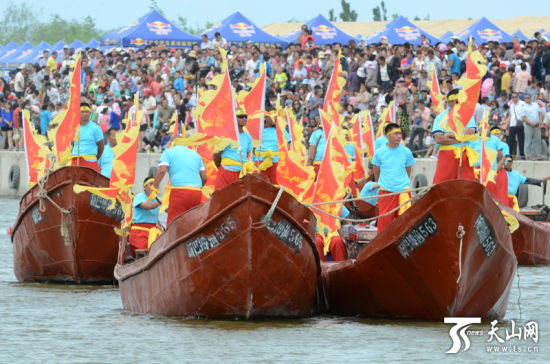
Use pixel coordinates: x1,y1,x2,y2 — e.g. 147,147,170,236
474,213,496,257
397,213,439,258
186,216,238,258
266,218,303,253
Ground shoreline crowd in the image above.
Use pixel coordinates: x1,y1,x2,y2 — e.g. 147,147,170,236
1,29,550,161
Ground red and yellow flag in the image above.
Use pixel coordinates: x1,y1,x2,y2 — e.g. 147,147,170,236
48,53,81,166
312,124,348,254
275,108,316,201
428,70,445,115
360,111,376,160
22,110,50,185
477,111,497,186
237,62,266,148
285,107,306,158
351,115,366,182
322,51,346,114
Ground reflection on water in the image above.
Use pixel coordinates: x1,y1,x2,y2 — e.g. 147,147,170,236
0,198,548,362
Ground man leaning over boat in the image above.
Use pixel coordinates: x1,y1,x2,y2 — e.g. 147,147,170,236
504,157,550,212
149,135,207,225
129,177,161,253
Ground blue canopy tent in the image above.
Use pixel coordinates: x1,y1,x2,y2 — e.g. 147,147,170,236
101,10,199,48
12,41,51,66
453,17,513,44
1,42,34,68
280,14,358,46
440,31,454,43
84,39,100,49
203,11,288,48
69,39,85,50
512,30,528,42
0,41,18,59
50,40,66,52
541,29,550,39
365,16,441,45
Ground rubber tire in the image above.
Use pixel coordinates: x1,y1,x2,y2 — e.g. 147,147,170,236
412,173,428,195
8,165,20,190
517,184,528,208
148,166,158,178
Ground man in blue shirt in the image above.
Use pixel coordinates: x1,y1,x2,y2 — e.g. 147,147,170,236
71,102,104,172
129,177,161,253
213,108,254,190
254,111,279,184
306,122,327,177
150,139,207,226
98,127,117,179
372,123,416,233
504,157,550,211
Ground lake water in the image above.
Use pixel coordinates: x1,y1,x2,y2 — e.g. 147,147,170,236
0,197,548,363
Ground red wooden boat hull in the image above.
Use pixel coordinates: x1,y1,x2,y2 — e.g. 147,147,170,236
322,180,516,320
500,205,550,265
115,174,320,318
11,166,122,283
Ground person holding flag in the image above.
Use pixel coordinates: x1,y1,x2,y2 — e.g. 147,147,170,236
98,127,117,178
504,157,550,211
306,121,326,177
71,101,104,172
149,136,207,226
129,177,162,254
431,89,477,184
254,109,279,185
372,123,416,233
213,108,253,190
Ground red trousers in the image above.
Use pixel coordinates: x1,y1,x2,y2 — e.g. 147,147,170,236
167,188,202,225
433,149,476,184
377,189,411,234
72,157,100,173
214,167,240,190
495,168,509,203
260,162,278,184
129,223,155,253
316,234,347,261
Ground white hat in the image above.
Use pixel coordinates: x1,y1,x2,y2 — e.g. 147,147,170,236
357,67,366,78
18,63,27,70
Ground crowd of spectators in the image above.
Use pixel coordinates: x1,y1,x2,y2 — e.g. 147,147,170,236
1,28,550,160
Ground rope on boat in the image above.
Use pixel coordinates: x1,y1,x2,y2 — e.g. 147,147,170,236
307,185,432,206
456,224,465,284
263,186,285,224
37,155,72,246
306,185,432,223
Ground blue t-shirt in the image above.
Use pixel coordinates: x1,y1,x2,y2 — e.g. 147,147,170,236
221,131,254,172
344,143,356,162
472,134,502,169
132,192,161,224
374,135,388,150
308,129,326,162
1,109,14,128
71,121,104,161
360,181,380,205
255,126,279,163
507,170,527,195
39,110,52,135
449,53,462,76
432,108,477,148
372,144,416,192
159,145,205,187
500,139,510,157
98,144,114,178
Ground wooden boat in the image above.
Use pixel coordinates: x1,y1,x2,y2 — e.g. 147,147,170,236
321,179,516,321
500,204,550,265
11,166,122,283
114,174,320,318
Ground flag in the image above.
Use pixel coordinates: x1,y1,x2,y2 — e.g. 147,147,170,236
196,64,239,152
275,108,316,201
478,111,497,186
360,111,376,160
312,124,348,254
428,70,444,115
237,62,266,148
48,53,81,166
22,110,50,185
323,51,346,114
285,107,306,158
466,37,488,80
351,115,366,182
195,114,217,201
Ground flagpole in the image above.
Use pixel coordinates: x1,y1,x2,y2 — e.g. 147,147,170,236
457,141,463,179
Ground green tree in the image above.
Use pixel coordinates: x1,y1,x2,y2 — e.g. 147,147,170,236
29,15,102,44
372,1,388,21
174,16,214,35
391,13,399,20
328,9,337,22
339,0,358,22
148,0,165,15
0,1,39,44
423,13,431,21
413,16,421,21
